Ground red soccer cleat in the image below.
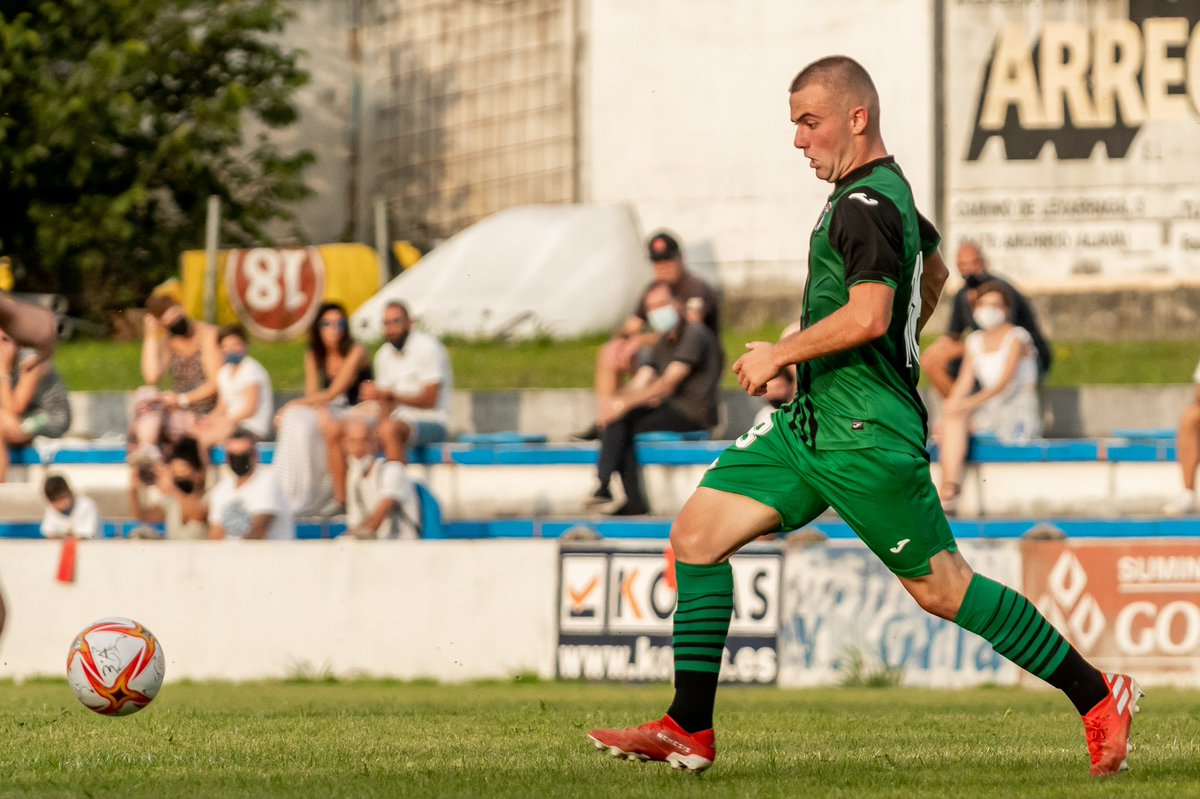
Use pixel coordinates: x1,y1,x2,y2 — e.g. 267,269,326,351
587,714,715,773
1082,672,1143,777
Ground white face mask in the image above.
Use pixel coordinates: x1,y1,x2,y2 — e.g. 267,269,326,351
973,305,1007,331
647,304,680,333
350,455,376,475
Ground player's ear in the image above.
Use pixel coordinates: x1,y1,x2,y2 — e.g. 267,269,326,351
848,105,868,134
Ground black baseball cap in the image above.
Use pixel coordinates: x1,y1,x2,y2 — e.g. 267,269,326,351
647,231,681,262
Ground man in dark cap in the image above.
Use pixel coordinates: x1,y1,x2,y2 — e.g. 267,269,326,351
579,230,721,440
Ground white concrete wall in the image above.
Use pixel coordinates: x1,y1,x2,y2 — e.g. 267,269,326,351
0,540,559,682
579,0,936,290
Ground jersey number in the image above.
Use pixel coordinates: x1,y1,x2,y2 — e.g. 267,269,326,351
735,418,775,449
904,252,924,368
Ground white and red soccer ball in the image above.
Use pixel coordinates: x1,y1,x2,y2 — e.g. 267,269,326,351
66,617,165,716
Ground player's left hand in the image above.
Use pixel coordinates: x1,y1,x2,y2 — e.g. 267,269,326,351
733,341,781,396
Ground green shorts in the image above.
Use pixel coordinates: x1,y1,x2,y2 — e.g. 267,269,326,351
699,412,956,578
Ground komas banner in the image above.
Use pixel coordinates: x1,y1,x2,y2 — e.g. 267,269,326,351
1023,539,1200,686
777,540,1022,687
556,543,781,684
945,1,1200,282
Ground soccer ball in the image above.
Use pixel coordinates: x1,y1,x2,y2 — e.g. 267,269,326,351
66,617,166,716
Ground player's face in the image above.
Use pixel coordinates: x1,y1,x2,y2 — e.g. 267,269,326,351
790,84,855,183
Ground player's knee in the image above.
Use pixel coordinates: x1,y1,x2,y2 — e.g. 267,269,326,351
914,590,962,621
669,520,722,565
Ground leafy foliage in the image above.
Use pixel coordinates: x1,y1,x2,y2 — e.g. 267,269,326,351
0,0,312,317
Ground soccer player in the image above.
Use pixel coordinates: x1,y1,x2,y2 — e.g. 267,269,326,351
587,55,1139,778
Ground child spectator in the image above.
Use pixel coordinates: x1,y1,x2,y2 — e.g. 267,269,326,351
194,326,274,456
0,331,71,482
41,474,100,539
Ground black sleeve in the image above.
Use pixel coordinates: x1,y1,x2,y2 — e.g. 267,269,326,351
669,323,708,369
828,187,904,288
946,288,972,336
917,212,941,259
633,285,651,322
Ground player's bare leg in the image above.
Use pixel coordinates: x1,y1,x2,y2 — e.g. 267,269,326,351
588,488,778,772
1165,403,1200,514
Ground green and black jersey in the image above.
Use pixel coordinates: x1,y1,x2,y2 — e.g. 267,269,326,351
783,156,939,455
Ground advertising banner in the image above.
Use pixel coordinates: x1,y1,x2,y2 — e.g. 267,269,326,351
1022,539,1200,686
179,243,382,338
778,540,1022,688
944,1,1200,282
556,544,782,684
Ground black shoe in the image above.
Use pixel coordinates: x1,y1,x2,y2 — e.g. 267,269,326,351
571,424,600,442
607,500,649,516
585,486,613,506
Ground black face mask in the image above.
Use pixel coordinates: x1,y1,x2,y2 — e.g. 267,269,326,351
387,331,409,352
963,273,988,290
167,317,192,337
227,452,254,477
173,477,196,494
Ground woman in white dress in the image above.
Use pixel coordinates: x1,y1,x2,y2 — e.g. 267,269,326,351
936,281,1042,511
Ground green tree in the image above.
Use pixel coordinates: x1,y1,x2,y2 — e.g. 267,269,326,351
0,0,312,319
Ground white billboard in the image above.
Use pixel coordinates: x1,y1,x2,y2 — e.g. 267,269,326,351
945,0,1200,283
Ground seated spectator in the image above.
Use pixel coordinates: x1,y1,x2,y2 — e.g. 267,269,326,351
326,301,451,506
342,416,421,539
40,474,100,539
589,282,722,515
580,230,721,439
194,326,274,457
921,241,1051,398
129,436,208,539
275,303,371,516
935,282,1041,512
207,429,294,540
0,292,59,365
1164,358,1200,515
128,291,220,467
0,331,70,482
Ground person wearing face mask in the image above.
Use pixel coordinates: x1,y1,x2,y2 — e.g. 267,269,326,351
128,290,221,471
207,428,294,540
934,281,1041,512
129,436,209,539
575,231,723,441
39,474,100,539
194,325,275,459
920,241,1052,399
587,282,722,515
325,301,451,507
341,416,422,539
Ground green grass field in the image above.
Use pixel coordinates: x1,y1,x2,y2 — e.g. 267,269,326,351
1,680,1197,798
50,334,1200,392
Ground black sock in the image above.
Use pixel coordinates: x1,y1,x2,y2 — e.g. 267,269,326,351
667,670,719,733
1044,646,1109,715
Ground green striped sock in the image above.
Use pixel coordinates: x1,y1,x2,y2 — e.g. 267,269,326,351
954,573,1070,680
672,561,734,675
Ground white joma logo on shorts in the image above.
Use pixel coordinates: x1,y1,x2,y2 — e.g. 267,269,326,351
848,192,878,206
889,539,911,554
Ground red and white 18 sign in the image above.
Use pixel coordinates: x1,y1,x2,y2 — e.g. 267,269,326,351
226,247,327,341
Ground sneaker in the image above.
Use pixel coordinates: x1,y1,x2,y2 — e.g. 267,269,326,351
584,486,613,507
587,714,715,773
1163,490,1196,516
606,500,650,516
571,424,600,442
1082,672,1143,777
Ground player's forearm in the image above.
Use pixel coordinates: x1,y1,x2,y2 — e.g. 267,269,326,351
772,305,889,369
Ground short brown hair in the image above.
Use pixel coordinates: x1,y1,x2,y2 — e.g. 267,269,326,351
217,325,248,344
146,293,176,319
43,474,72,502
972,280,1013,309
789,55,880,129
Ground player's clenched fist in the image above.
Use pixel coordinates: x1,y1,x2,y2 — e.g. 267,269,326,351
732,341,781,396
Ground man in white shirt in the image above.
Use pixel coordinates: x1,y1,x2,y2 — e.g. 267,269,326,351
207,429,294,540
195,325,274,456
326,301,452,505
40,474,100,538
342,416,421,539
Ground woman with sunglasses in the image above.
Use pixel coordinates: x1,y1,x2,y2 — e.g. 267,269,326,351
274,303,371,515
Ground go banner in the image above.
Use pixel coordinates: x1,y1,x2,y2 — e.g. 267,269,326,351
179,244,383,340
1022,539,1200,687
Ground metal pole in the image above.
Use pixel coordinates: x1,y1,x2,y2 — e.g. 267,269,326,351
203,195,221,323
374,195,389,287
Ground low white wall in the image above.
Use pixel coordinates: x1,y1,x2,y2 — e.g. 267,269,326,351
0,540,559,682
